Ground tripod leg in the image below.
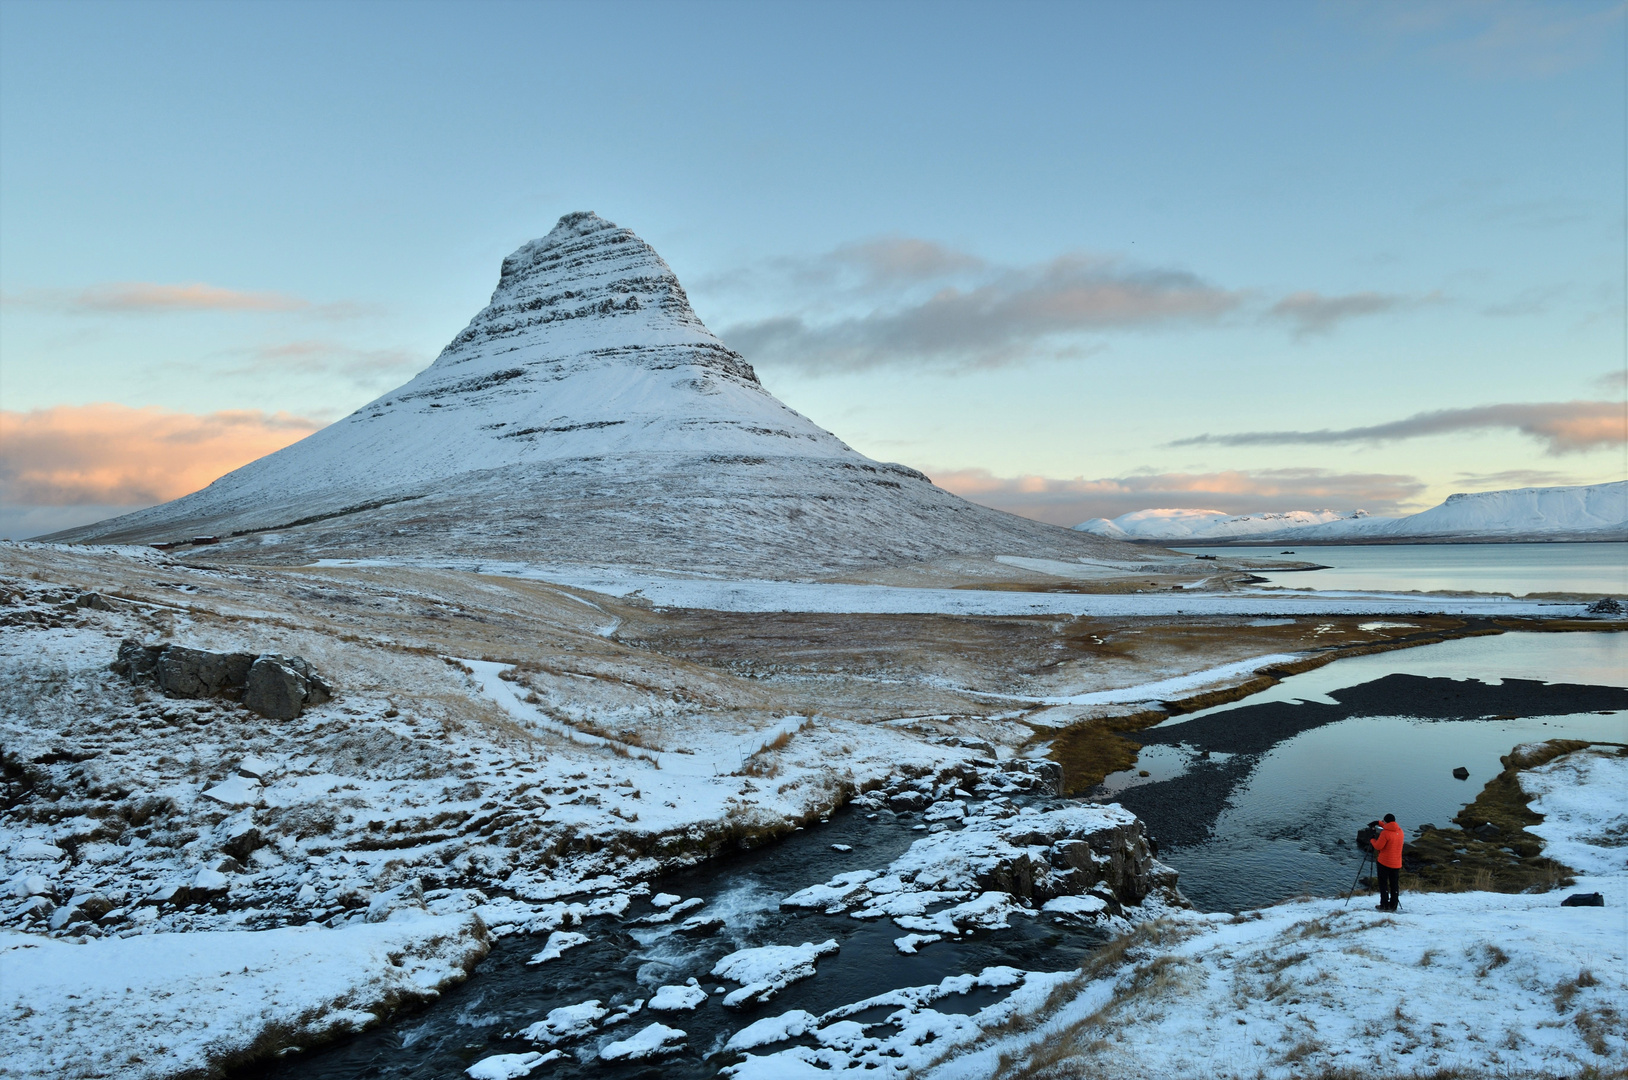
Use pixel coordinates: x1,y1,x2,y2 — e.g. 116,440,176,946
1344,853,1372,907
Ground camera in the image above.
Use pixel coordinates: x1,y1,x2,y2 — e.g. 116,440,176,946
1356,822,1382,849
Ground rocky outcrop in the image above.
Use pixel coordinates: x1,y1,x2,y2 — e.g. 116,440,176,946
113,640,331,719
784,802,1184,924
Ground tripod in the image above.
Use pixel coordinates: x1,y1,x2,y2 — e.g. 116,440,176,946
1343,848,1375,907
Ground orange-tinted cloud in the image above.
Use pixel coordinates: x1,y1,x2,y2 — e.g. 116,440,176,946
2,281,376,318
70,282,310,312
0,404,326,507
931,467,1426,527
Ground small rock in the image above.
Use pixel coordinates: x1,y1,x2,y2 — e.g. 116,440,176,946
366,878,426,922
220,826,265,863
1472,822,1500,839
74,592,112,611
11,875,54,899
202,775,262,808
674,915,725,937
1452,766,1470,780
1561,892,1604,907
888,790,929,812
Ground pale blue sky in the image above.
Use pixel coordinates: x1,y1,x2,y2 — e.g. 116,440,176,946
1,0,1623,535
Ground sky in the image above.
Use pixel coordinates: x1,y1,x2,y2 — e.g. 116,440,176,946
1,0,1624,539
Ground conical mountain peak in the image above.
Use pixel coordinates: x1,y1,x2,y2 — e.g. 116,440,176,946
435,211,732,378
47,212,1125,576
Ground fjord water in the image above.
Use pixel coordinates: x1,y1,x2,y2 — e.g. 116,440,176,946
1178,541,1628,596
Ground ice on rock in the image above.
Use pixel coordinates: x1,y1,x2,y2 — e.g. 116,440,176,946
236,755,274,779
784,802,1174,937
894,891,1029,936
649,892,682,908
192,867,229,892
894,932,943,954
201,774,262,808
10,840,64,862
517,999,608,1044
648,980,708,1011
1041,894,1108,918
923,799,967,822
526,930,590,965
634,896,704,923
711,940,840,1007
779,869,877,914
465,1050,562,1079
724,1009,820,1051
599,1021,686,1061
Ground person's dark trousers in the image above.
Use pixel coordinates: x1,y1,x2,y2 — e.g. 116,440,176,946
1377,864,1400,910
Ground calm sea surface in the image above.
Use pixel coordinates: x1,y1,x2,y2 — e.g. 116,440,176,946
1176,541,1627,597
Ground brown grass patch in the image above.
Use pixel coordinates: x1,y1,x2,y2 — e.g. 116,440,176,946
1405,740,1626,894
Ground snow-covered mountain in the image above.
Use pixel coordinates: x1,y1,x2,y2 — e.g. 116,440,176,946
50,212,1130,575
1075,508,1367,542
1076,481,1628,544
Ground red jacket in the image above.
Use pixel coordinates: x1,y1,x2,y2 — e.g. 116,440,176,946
1370,821,1405,869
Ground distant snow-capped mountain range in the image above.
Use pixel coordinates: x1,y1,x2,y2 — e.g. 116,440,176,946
1076,481,1628,544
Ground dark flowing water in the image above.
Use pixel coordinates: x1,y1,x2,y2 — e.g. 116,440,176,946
249,796,1106,1080
249,631,1625,1079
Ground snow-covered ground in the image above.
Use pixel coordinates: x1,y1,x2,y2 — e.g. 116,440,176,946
3,538,1621,1080
920,744,1628,1080
1078,480,1628,543
315,557,1602,617
0,909,488,1080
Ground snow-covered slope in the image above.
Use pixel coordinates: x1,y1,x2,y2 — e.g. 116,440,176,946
49,213,1128,575
1076,508,1365,542
1076,481,1627,544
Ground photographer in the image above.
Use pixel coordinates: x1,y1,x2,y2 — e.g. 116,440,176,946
1363,813,1405,912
